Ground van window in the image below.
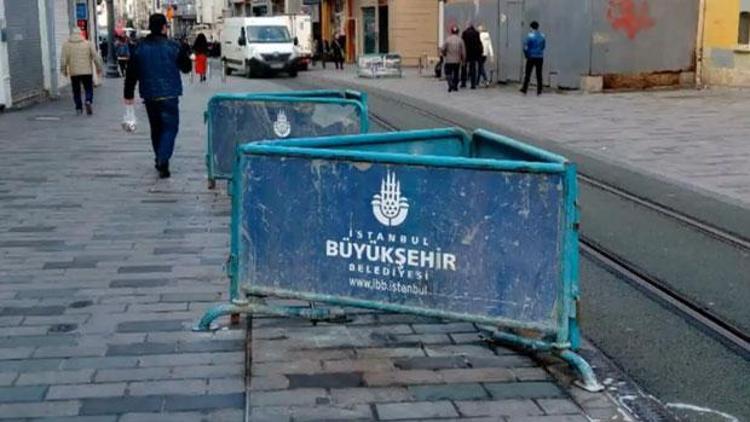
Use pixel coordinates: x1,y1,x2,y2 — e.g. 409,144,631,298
247,26,291,43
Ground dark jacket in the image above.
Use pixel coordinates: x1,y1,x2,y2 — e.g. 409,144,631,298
524,30,546,59
461,26,483,61
124,35,191,101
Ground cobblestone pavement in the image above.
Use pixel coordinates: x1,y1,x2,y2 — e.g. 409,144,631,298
302,68,750,209
1,71,630,421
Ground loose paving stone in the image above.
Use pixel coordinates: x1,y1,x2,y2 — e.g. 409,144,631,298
46,382,127,400
0,385,48,402
79,396,163,415
485,382,566,400
163,393,245,411
376,401,459,420
287,372,364,389
409,383,488,401
456,399,545,417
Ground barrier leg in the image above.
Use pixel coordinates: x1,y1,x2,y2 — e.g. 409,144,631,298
207,178,216,190
488,330,603,393
195,300,348,332
557,349,604,393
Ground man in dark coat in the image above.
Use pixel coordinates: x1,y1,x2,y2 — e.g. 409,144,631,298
123,14,191,178
461,24,483,89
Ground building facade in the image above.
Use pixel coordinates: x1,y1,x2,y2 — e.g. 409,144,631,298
700,0,750,86
444,0,700,90
352,0,437,66
0,0,99,109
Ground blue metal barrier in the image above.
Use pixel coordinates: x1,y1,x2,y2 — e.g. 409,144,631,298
197,127,602,392
204,90,368,188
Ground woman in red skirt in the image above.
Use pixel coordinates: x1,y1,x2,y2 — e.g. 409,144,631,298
192,33,209,82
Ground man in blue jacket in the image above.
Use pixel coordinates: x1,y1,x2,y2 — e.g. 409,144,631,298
123,14,191,178
520,21,546,96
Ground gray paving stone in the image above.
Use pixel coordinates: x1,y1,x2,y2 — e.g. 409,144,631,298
249,388,327,407
0,385,48,402
364,369,443,386
47,382,127,399
485,382,566,400
0,358,63,373
248,375,290,391
61,356,139,370
16,288,80,298
438,368,515,383
409,383,488,401
508,416,588,422
0,306,66,316
293,404,373,421
330,387,412,406
0,347,34,360
109,279,172,288
456,399,544,417
119,412,205,422
95,367,172,382
30,416,117,422
117,266,172,274
168,364,243,379
163,393,244,411
0,372,17,386
393,356,469,370
105,342,176,356
16,369,94,385
117,320,187,333
287,372,363,389
207,377,245,394
376,401,458,420
412,322,477,334
128,379,207,396
0,401,81,418
536,398,582,415
323,358,395,372
80,396,163,415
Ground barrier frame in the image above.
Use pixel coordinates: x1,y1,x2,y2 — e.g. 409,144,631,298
197,128,602,392
204,91,369,188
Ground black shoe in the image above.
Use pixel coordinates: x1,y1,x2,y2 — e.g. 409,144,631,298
520,89,527,95
154,158,159,170
157,162,170,179
85,103,92,115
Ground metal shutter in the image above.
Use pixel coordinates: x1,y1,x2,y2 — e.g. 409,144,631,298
5,0,44,105
54,0,73,89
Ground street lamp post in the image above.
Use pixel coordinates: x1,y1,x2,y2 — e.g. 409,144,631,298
105,0,121,78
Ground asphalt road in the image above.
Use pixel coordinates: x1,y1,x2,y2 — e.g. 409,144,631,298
275,76,750,421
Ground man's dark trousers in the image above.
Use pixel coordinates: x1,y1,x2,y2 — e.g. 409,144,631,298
144,97,179,165
70,75,93,111
445,63,460,91
467,60,479,89
522,57,543,94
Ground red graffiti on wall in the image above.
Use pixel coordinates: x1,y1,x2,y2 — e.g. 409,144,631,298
606,0,655,40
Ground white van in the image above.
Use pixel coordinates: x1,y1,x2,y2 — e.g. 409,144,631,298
279,15,313,70
221,17,299,78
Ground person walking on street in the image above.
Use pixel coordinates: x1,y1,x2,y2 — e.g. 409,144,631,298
478,25,494,87
123,14,191,179
331,34,345,70
461,24,482,89
441,25,465,93
192,33,209,82
60,27,103,116
115,36,130,77
520,21,546,95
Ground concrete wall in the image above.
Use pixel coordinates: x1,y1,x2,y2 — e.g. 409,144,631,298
702,0,750,86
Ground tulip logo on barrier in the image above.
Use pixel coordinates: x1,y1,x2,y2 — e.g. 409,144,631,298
372,171,409,227
273,110,291,138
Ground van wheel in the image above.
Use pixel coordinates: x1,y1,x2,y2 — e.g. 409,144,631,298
224,63,232,76
288,69,298,78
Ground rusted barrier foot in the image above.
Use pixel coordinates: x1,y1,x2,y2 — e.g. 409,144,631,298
488,330,603,393
194,303,249,331
207,179,216,190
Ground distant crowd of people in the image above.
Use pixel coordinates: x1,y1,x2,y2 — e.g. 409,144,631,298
441,20,546,95
311,33,346,70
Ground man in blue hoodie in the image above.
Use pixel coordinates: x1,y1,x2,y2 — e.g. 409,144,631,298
520,21,546,96
123,14,191,178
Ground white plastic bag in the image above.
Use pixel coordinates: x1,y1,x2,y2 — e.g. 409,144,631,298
121,104,137,133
